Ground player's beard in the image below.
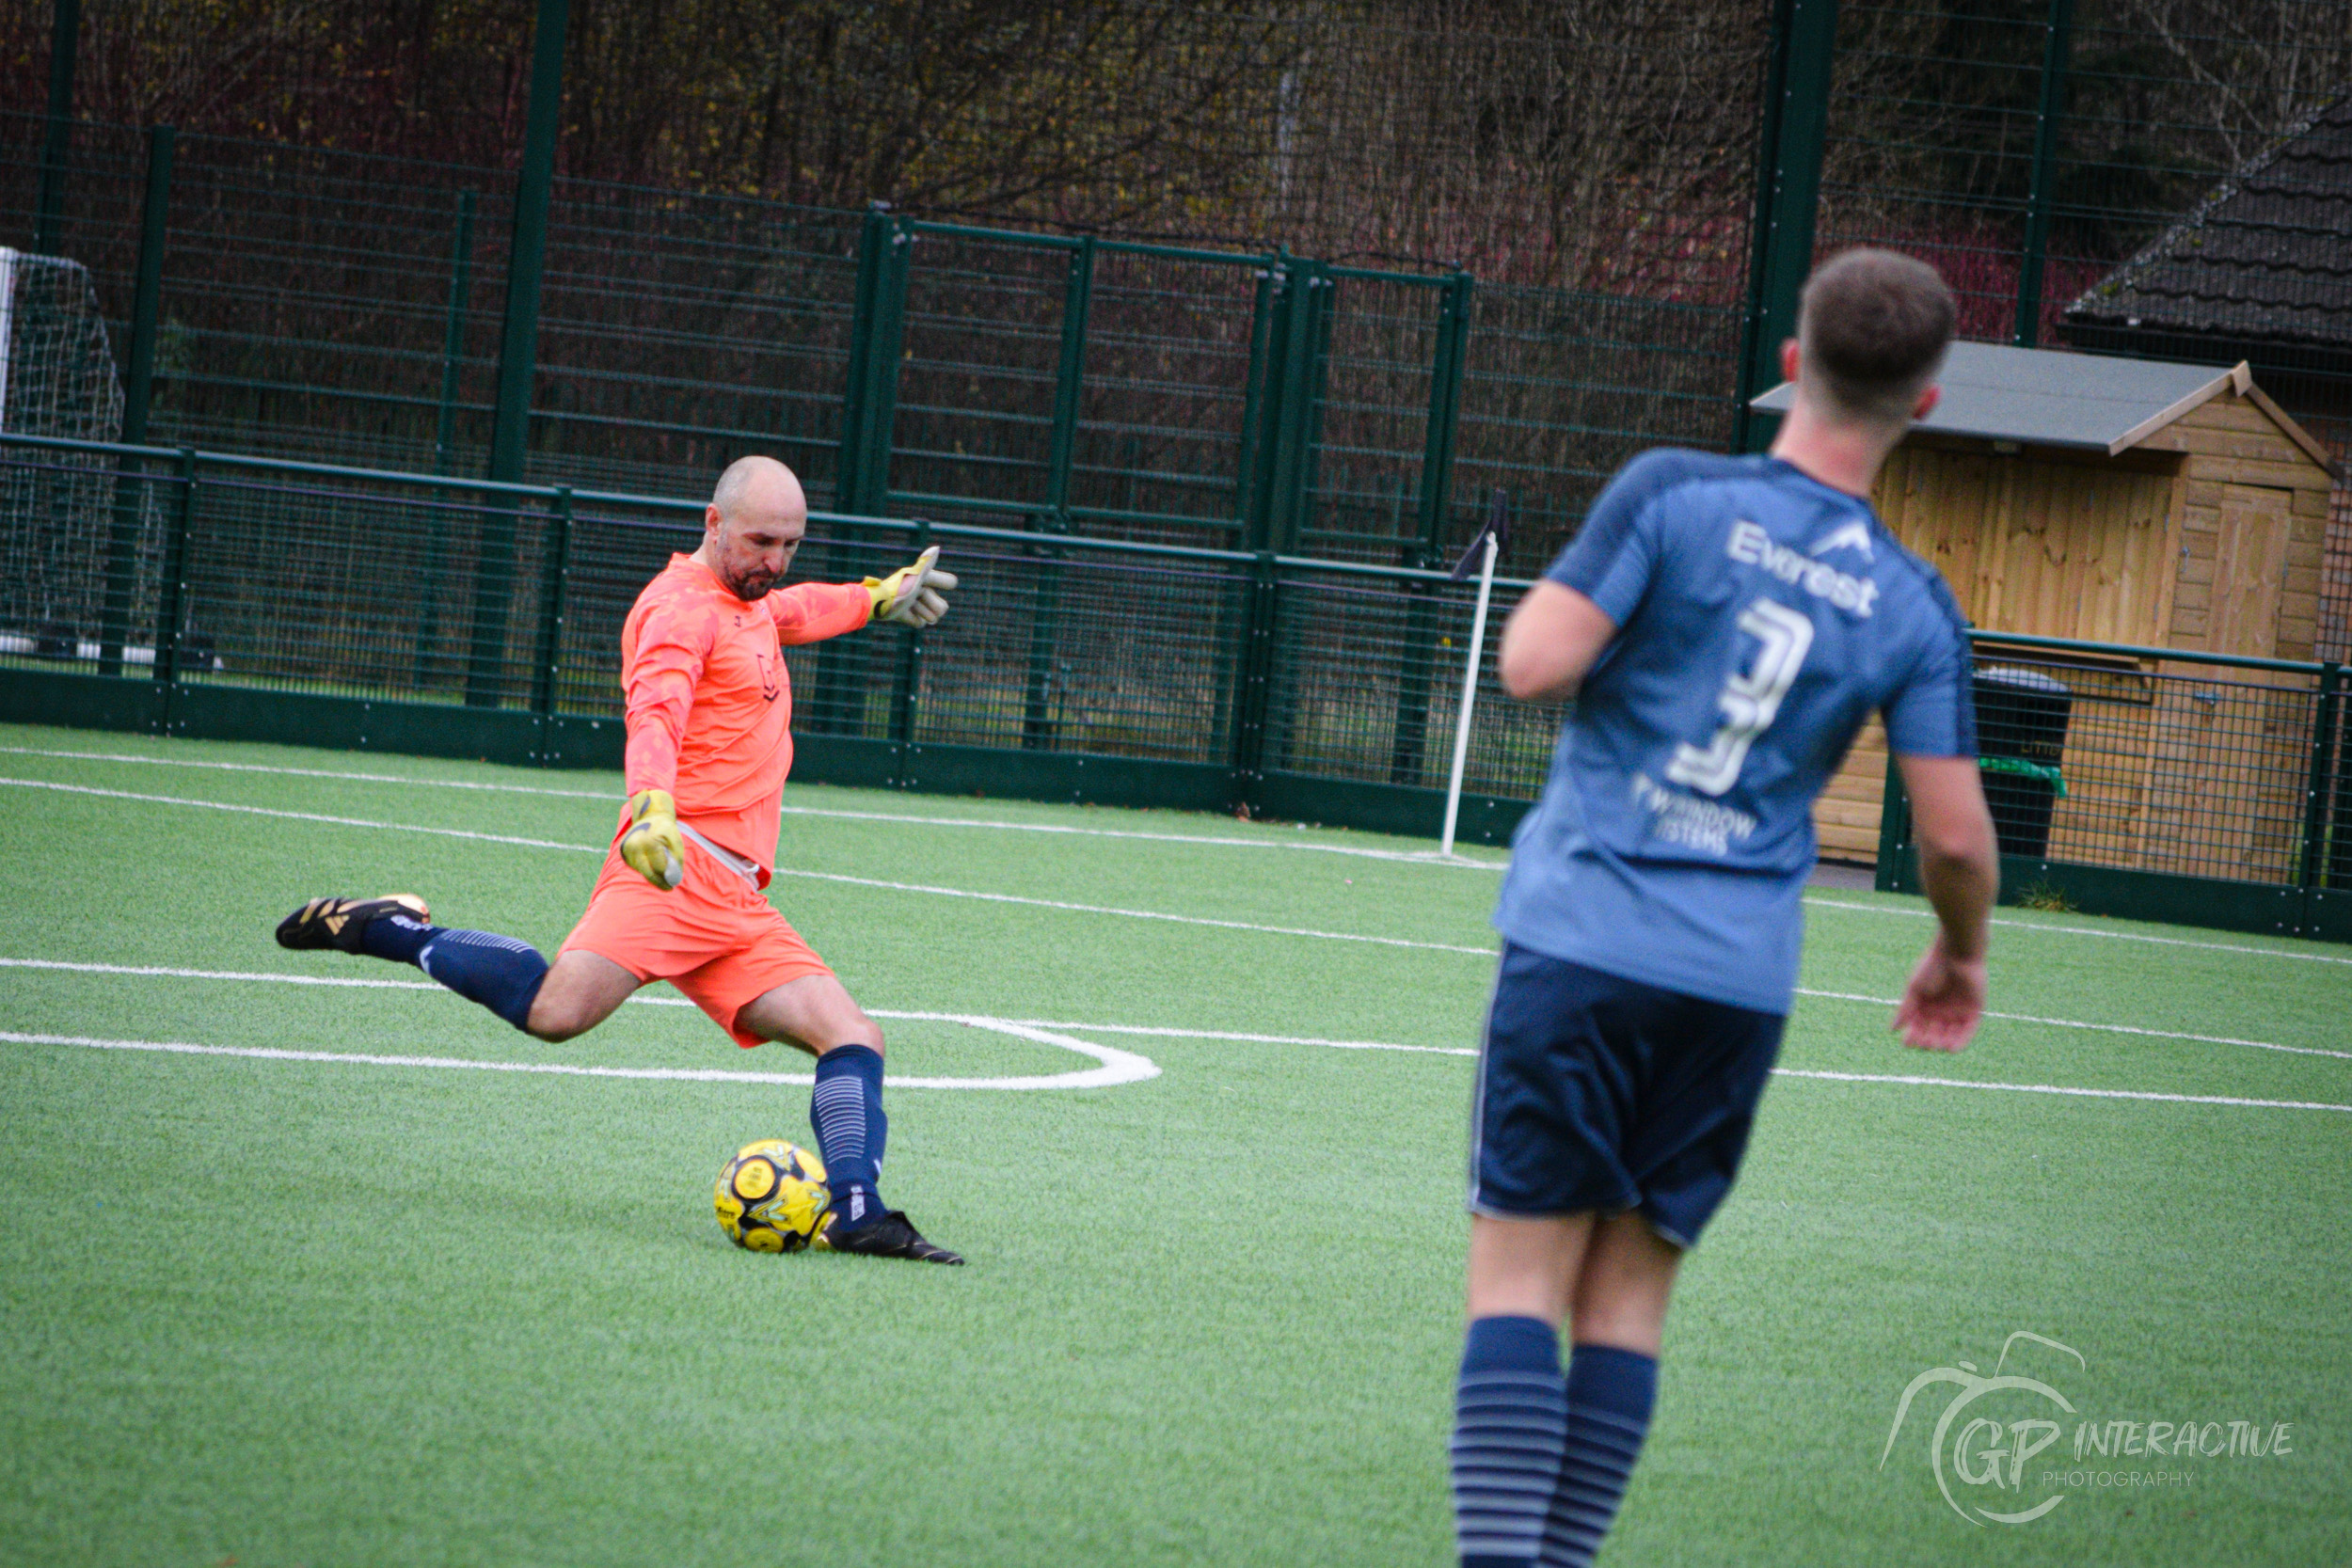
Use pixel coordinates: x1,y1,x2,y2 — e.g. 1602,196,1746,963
722,562,777,600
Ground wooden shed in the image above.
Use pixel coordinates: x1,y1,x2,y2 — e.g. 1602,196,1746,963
1753,342,2339,866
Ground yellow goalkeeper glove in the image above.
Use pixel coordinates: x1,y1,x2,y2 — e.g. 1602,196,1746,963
620,788,686,890
865,546,957,627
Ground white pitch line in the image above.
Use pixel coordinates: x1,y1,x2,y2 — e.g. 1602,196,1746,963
765,867,1495,955
7,957,2336,1068
7,1025,2345,1117
0,745,1506,868
1802,896,2352,966
1772,1067,2352,1115
0,958,1475,1056
9,771,2347,973
1792,987,2352,1062
0,781,1497,957
0,1018,1157,1091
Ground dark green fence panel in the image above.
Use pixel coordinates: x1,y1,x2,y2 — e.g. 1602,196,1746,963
524,182,866,504
10,433,2352,929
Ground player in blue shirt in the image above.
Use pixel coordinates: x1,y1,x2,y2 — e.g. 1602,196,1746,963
1448,250,2000,1568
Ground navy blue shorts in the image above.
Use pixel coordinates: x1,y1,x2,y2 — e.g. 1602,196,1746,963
1469,943,1786,1248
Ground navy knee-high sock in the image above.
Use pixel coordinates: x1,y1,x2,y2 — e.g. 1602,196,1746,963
361,912,548,1031
1539,1344,1659,1568
1452,1315,1567,1567
810,1043,887,1230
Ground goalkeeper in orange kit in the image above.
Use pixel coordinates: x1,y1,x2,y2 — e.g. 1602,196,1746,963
276,456,964,1263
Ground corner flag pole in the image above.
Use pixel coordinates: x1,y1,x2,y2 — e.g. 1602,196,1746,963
1439,490,1509,858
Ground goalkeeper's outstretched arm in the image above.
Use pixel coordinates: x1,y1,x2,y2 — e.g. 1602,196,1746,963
764,546,957,644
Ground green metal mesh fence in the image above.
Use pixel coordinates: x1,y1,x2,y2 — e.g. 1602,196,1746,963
0,108,1754,575
7,436,2349,900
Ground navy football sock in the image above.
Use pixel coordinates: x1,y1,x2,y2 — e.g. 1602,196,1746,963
395,926,550,1031
1538,1344,1659,1568
359,911,436,965
1452,1315,1567,1567
810,1043,888,1230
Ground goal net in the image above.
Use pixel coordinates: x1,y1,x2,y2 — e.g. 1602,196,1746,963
0,247,132,663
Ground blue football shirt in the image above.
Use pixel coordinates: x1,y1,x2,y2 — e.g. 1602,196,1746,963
1492,450,1976,1015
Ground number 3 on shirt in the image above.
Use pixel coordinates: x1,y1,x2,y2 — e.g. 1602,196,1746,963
1666,598,1815,796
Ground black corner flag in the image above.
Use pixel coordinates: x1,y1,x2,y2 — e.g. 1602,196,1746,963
1450,488,1512,581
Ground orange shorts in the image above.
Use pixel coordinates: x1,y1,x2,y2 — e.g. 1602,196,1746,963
560,844,832,1049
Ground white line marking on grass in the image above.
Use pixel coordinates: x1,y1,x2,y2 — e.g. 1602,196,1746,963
1772,1067,2352,1115
8,1021,2345,1117
765,868,1496,954
0,776,601,852
12,958,2337,1081
0,958,1480,1057
9,771,2346,986
0,747,1507,867
1803,896,2352,966
0,1019,1158,1091
13,763,2346,965
1794,987,2352,1062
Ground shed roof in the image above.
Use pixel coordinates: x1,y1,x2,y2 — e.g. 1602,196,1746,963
2062,94,2352,356
1750,341,2261,455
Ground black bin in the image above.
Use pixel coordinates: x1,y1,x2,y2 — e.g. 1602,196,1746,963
1972,665,2072,859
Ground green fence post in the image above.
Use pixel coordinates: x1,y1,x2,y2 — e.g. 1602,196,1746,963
414,189,476,690
151,447,196,693
99,122,172,678
818,212,909,736
1873,751,1914,894
1391,270,1473,783
32,0,79,254
1266,261,1333,555
1733,0,1838,453
836,205,894,515
1019,236,1092,751
2013,0,2076,347
531,485,572,723
1228,551,1279,807
469,0,566,708
2299,663,2343,890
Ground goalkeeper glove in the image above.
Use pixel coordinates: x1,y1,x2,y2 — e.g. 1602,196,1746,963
619,788,686,890
865,545,957,627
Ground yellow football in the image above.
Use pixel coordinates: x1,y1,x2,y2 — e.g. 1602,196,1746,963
712,1139,832,1252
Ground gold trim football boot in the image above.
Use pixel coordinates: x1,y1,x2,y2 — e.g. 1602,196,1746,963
275,895,431,954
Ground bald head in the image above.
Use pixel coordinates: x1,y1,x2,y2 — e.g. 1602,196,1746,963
711,454,804,523
697,455,808,600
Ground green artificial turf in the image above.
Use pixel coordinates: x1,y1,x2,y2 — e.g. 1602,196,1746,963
0,721,2345,1567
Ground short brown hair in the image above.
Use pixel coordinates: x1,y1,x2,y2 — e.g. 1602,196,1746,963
1798,248,1955,423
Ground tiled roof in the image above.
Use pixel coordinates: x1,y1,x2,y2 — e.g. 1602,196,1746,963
2064,94,2352,354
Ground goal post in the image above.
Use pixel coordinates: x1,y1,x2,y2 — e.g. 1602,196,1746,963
0,246,134,664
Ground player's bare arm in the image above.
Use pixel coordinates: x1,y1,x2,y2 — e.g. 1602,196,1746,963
1890,752,1998,1053
1497,580,1617,702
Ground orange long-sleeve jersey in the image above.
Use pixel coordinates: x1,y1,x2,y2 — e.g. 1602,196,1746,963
616,553,872,882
